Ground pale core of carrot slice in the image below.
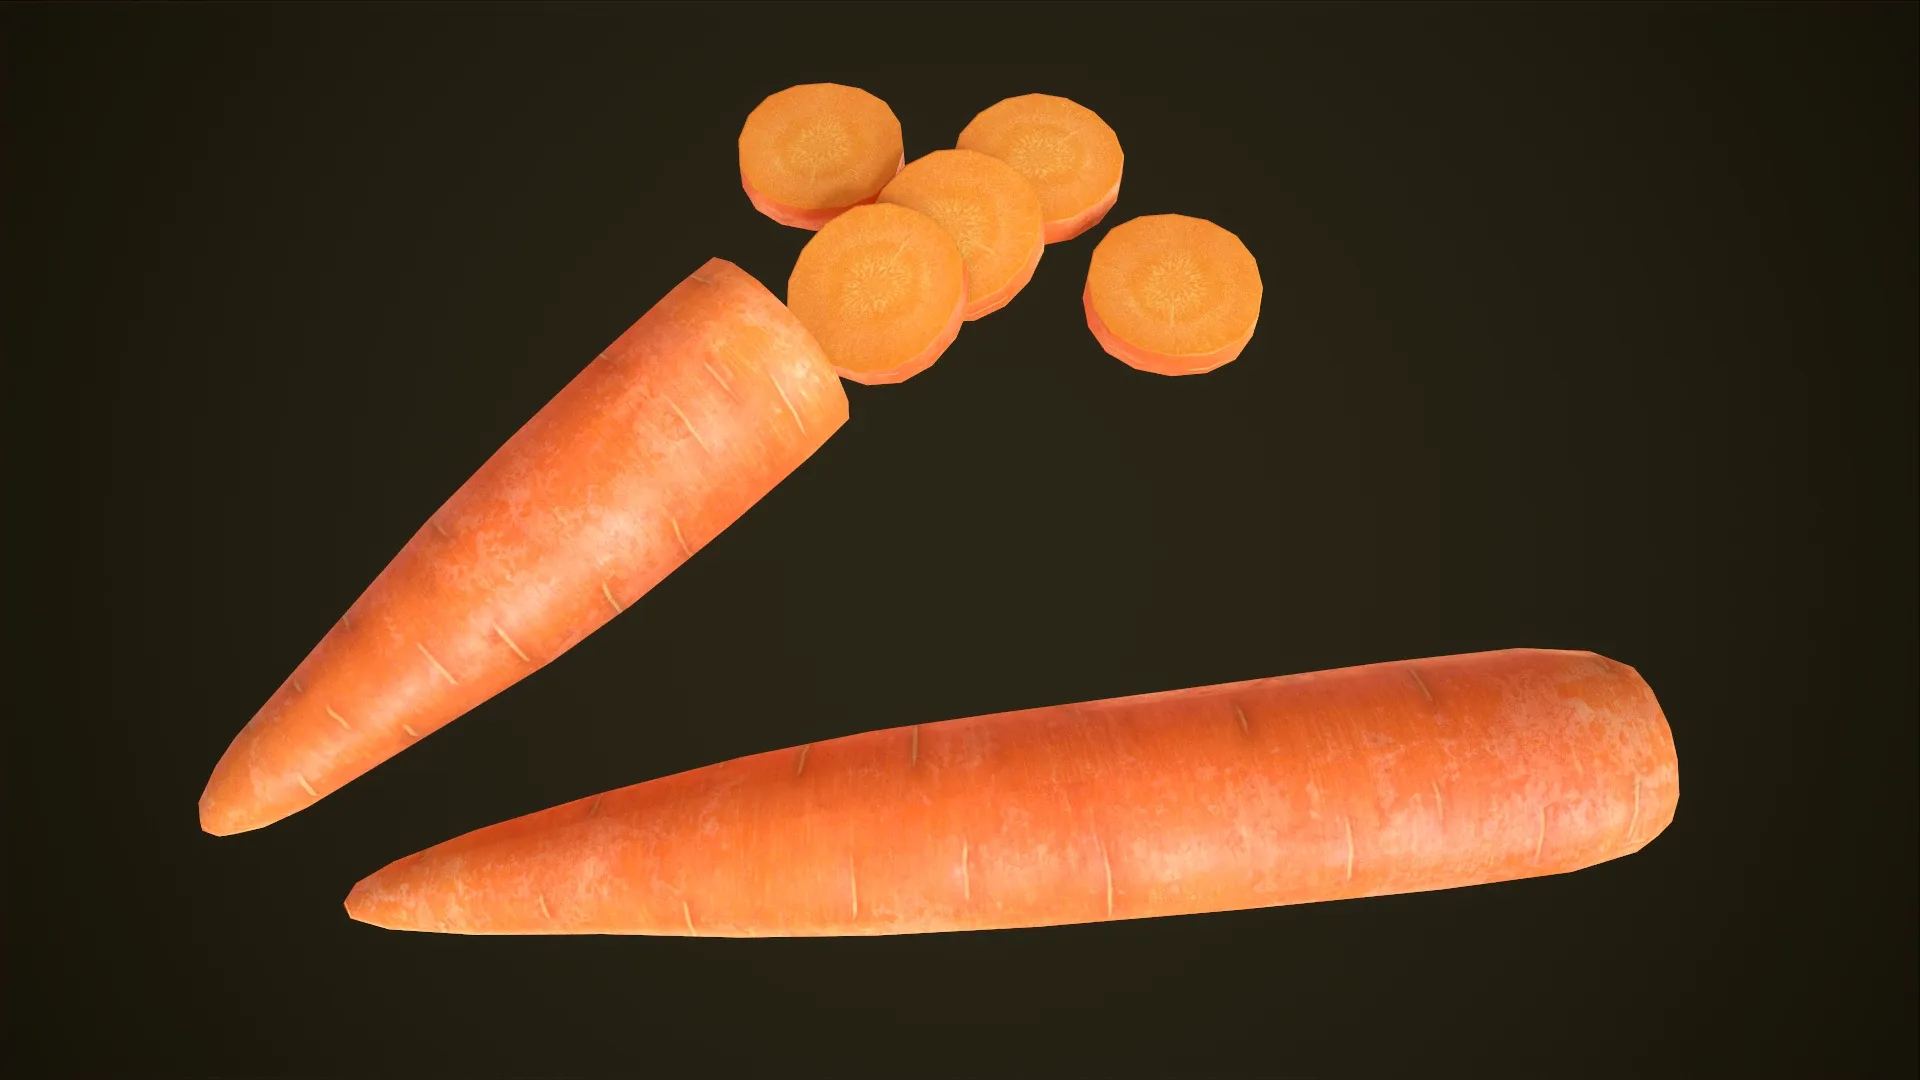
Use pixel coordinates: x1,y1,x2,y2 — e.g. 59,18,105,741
787,202,968,385
956,94,1123,244
1084,214,1262,376
739,83,905,230
878,149,1044,321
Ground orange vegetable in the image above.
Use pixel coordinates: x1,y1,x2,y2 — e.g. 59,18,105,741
345,649,1679,937
739,83,904,230
877,149,1045,320
1084,214,1262,376
785,202,967,385
957,93,1123,244
198,260,849,835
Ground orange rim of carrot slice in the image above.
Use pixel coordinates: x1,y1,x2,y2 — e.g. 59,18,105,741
739,83,905,230
878,149,1044,321
956,93,1123,244
1083,214,1262,376
787,202,968,385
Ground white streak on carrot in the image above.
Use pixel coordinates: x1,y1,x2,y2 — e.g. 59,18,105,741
670,516,692,558
1626,777,1641,846
1408,666,1434,705
537,894,551,920
910,725,919,765
417,643,458,685
664,397,711,456
682,900,696,936
589,793,605,818
493,623,530,663
1431,781,1445,829
326,706,351,731
296,773,317,798
1344,816,1355,881
763,366,806,435
1233,703,1249,736
849,862,859,920
339,611,351,631
430,518,450,539
600,581,622,614
290,677,304,694
702,359,739,401
794,744,810,776
1535,807,1547,861
402,724,419,738
1097,835,1114,918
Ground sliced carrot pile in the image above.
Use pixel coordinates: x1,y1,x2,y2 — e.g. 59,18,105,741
786,202,967,385
1084,214,1261,376
876,149,1044,321
956,93,1123,244
739,83,904,230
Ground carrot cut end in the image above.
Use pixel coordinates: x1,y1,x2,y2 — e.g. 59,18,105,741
1083,214,1261,376
787,202,968,384
957,93,1124,246
878,149,1045,319
740,84,904,230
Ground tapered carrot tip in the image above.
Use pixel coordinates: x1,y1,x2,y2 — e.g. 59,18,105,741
1084,214,1262,376
199,258,849,835
786,202,968,385
957,93,1123,244
739,83,905,230
346,649,1678,937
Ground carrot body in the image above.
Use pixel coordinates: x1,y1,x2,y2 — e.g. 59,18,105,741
786,202,968,384
878,149,1045,320
739,84,904,230
956,93,1123,244
199,259,849,836
346,649,1679,937
1084,214,1262,376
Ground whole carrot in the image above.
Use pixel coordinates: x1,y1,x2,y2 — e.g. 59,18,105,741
346,649,1679,936
199,259,849,835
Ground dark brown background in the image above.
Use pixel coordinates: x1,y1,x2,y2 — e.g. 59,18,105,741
7,2,1915,1075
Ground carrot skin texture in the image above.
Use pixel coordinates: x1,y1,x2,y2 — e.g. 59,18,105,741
199,259,849,836
1085,283,1257,375
346,649,1679,936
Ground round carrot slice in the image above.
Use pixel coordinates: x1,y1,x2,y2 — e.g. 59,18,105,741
739,83,905,231
877,149,1044,321
956,93,1123,244
1084,214,1262,376
787,203,968,385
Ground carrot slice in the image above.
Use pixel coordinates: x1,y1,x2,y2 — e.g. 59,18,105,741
877,149,1044,320
739,83,905,230
1083,214,1261,376
197,259,849,836
786,202,967,384
345,649,1680,937
956,93,1123,244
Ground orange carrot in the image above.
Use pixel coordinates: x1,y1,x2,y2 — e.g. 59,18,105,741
345,649,1679,937
739,83,904,230
1084,214,1262,376
785,202,968,385
198,259,848,836
956,93,1123,244
877,149,1045,320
